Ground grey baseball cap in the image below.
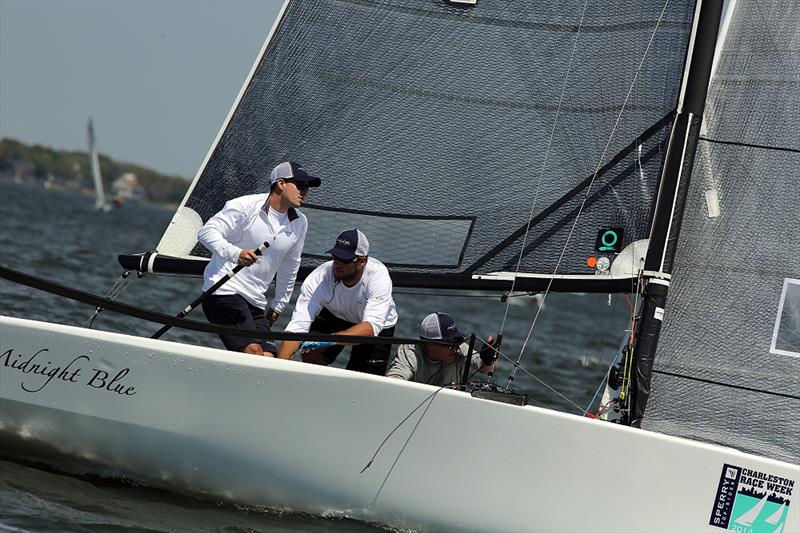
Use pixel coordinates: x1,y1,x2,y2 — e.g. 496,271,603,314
269,161,321,187
327,229,369,261
419,312,465,342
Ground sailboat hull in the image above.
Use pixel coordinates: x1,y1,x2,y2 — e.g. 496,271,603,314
1,316,797,532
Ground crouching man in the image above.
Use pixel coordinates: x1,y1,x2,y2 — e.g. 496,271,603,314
387,312,497,386
277,229,398,375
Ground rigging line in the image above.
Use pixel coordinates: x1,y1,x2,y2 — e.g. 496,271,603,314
499,0,591,337
360,365,486,476
88,270,134,328
583,291,638,415
360,387,442,475
581,293,616,367
620,272,645,402
462,111,673,274
698,136,800,154
652,370,800,401
584,352,623,416
369,393,438,507
474,335,584,413
507,0,673,388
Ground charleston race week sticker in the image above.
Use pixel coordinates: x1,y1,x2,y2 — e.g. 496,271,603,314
710,463,794,532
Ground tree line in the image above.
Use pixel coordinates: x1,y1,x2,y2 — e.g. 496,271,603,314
0,138,189,204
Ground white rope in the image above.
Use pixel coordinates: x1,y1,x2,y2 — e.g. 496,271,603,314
507,0,673,388
498,0,591,337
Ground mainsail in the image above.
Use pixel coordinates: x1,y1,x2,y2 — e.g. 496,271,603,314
642,0,800,464
152,0,698,290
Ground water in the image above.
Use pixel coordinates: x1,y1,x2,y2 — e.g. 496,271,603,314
0,180,631,531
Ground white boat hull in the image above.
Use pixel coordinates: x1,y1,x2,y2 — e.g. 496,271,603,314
1,316,798,532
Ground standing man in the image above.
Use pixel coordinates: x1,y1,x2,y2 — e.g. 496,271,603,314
386,312,497,386
198,161,321,356
277,229,398,375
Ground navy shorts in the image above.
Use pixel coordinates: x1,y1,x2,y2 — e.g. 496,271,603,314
201,294,278,354
309,307,395,375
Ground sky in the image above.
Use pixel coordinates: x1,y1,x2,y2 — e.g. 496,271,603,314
0,0,284,180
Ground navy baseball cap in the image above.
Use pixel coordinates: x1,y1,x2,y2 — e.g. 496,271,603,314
420,312,465,343
327,229,369,261
269,161,321,187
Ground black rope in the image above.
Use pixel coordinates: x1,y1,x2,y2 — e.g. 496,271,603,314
653,370,800,400
698,136,800,154
0,264,449,347
361,365,485,476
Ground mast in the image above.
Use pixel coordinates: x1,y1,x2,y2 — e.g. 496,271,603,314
628,0,724,426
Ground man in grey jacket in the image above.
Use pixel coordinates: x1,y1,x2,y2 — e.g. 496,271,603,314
386,312,497,386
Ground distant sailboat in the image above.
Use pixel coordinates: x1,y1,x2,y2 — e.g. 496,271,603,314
87,118,111,212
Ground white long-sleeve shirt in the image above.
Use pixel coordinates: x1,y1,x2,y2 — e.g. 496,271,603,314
285,258,398,336
197,193,307,312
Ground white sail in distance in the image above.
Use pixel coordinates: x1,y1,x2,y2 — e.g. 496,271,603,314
87,118,109,211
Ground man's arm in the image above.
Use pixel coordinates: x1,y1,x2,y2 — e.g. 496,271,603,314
385,344,416,380
197,200,248,264
299,321,373,353
277,340,301,360
277,265,326,360
360,267,394,336
335,321,375,338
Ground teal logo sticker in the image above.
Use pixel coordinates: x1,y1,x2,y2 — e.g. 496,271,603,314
709,463,794,532
595,228,623,253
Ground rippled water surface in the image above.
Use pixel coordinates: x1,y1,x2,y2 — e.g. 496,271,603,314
0,180,631,531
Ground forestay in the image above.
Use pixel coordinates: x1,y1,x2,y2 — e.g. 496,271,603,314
157,0,697,290
643,0,800,464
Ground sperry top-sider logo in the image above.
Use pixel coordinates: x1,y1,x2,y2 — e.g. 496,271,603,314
709,463,794,532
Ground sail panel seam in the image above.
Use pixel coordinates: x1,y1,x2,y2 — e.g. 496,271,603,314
338,0,690,34
698,136,800,154
653,370,800,400
313,72,669,113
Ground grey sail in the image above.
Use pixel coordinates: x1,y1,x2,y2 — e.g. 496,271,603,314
156,0,697,290
642,0,800,463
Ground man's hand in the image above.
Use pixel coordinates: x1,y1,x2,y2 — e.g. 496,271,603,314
479,335,498,367
237,249,259,266
265,308,280,326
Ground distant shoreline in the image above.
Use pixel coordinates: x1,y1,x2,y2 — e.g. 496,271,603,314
0,137,190,207
0,175,178,211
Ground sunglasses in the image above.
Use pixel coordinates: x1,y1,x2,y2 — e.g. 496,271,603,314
331,255,359,264
283,179,309,192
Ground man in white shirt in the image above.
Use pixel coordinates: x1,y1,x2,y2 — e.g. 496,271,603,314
386,312,497,386
198,161,320,356
277,229,398,375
